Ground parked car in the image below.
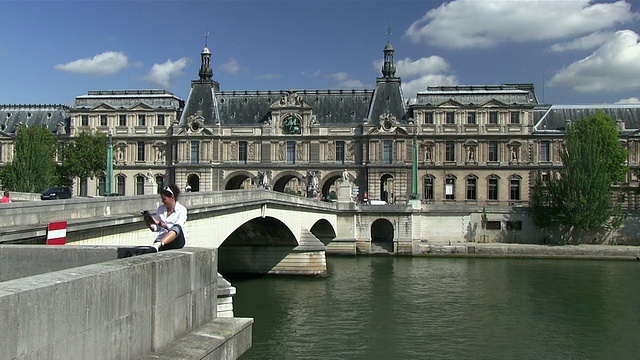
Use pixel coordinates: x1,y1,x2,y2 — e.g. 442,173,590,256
41,186,72,200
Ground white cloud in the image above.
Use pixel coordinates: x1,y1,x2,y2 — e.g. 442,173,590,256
374,56,459,100
548,31,614,52
407,0,635,49
326,72,366,88
616,97,640,104
54,51,128,76
143,58,189,88
256,73,281,80
220,58,243,74
548,30,640,92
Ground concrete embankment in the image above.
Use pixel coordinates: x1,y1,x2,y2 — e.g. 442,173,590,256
413,242,640,260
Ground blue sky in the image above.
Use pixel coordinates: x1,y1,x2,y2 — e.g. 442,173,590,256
2,0,640,106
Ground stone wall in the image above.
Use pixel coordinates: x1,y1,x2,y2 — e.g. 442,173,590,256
0,246,252,359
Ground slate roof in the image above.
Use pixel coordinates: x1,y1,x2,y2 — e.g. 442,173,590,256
415,84,538,107
0,104,70,136
533,104,640,133
180,86,407,127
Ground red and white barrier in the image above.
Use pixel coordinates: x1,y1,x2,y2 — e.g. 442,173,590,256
46,221,67,245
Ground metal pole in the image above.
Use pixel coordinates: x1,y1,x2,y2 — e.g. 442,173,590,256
106,131,113,195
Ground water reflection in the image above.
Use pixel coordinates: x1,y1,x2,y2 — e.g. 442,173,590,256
229,257,640,360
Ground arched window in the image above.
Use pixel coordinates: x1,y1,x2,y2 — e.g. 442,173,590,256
116,175,126,196
487,175,500,201
136,175,145,195
445,175,456,200
423,176,434,201
466,175,478,200
510,176,521,201
155,175,164,194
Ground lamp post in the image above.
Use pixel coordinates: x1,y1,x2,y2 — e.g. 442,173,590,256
106,131,113,195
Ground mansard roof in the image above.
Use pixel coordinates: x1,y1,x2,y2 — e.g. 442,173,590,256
0,104,70,135
215,89,376,126
415,84,538,107
533,104,640,133
73,90,183,111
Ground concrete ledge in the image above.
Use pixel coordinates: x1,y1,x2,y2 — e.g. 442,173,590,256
139,317,253,360
414,243,640,260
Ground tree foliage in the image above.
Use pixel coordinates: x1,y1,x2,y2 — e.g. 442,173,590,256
59,130,108,186
0,124,59,192
531,111,628,240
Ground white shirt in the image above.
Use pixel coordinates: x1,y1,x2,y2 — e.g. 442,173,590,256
154,201,187,242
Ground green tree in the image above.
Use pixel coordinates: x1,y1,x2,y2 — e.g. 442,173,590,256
59,130,108,187
531,111,628,242
0,124,59,192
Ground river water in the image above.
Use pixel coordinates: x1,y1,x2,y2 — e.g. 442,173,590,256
229,256,640,360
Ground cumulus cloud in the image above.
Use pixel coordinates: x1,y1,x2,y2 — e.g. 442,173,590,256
616,97,640,104
220,58,243,74
374,56,459,100
54,51,129,75
548,30,640,92
548,31,614,52
256,73,281,80
407,0,635,48
143,58,189,88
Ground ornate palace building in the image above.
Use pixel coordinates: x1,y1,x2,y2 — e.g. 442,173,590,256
2,40,640,210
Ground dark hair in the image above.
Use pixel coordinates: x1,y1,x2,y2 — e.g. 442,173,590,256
161,183,180,200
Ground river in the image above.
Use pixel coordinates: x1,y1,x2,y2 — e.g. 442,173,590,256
228,256,640,360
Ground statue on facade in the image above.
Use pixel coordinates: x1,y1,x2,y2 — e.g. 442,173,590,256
56,122,66,135
511,147,518,161
257,170,271,190
146,169,154,183
468,147,476,161
306,170,320,198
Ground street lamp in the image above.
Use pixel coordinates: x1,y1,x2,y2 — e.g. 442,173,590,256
106,131,113,195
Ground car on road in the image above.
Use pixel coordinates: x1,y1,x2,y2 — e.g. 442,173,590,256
41,186,72,200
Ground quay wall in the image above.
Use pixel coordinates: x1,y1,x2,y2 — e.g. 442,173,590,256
0,246,252,360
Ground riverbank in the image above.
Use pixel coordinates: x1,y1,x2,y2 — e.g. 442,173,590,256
412,241,640,260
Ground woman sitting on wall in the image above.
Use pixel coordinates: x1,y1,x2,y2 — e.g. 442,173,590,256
143,183,187,251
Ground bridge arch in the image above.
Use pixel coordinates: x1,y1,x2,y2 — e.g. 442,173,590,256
224,170,256,190
310,219,337,245
371,218,394,252
221,216,297,246
272,170,305,193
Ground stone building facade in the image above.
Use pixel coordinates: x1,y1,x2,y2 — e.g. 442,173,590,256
1,41,640,210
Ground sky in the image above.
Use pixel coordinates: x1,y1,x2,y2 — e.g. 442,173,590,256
2,0,640,106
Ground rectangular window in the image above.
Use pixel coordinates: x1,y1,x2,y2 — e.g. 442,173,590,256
239,141,248,164
383,140,393,164
137,142,145,161
510,178,521,200
489,111,498,124
445,178,455,200
98,176,106,197
510,112,520,124
157,114,165,126
486,221,501,230
425,112,434,124
467,112,476,124
423,177,433,200
445,112,455,124
488,141,499,162
57,143,64,162
117,176,125,196
100,115,107,127
466,177,477,200
136,176,145,195
286,141,296,164
191,141,200,164
138,114,146,126
488,178,498,200
119,115,127,126
445,141,455,161
81,115,88,126
540,141,550,162
336,141,345,164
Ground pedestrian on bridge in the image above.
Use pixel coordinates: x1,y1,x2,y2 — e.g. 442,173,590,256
145,183,187,251
1,191,11,203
